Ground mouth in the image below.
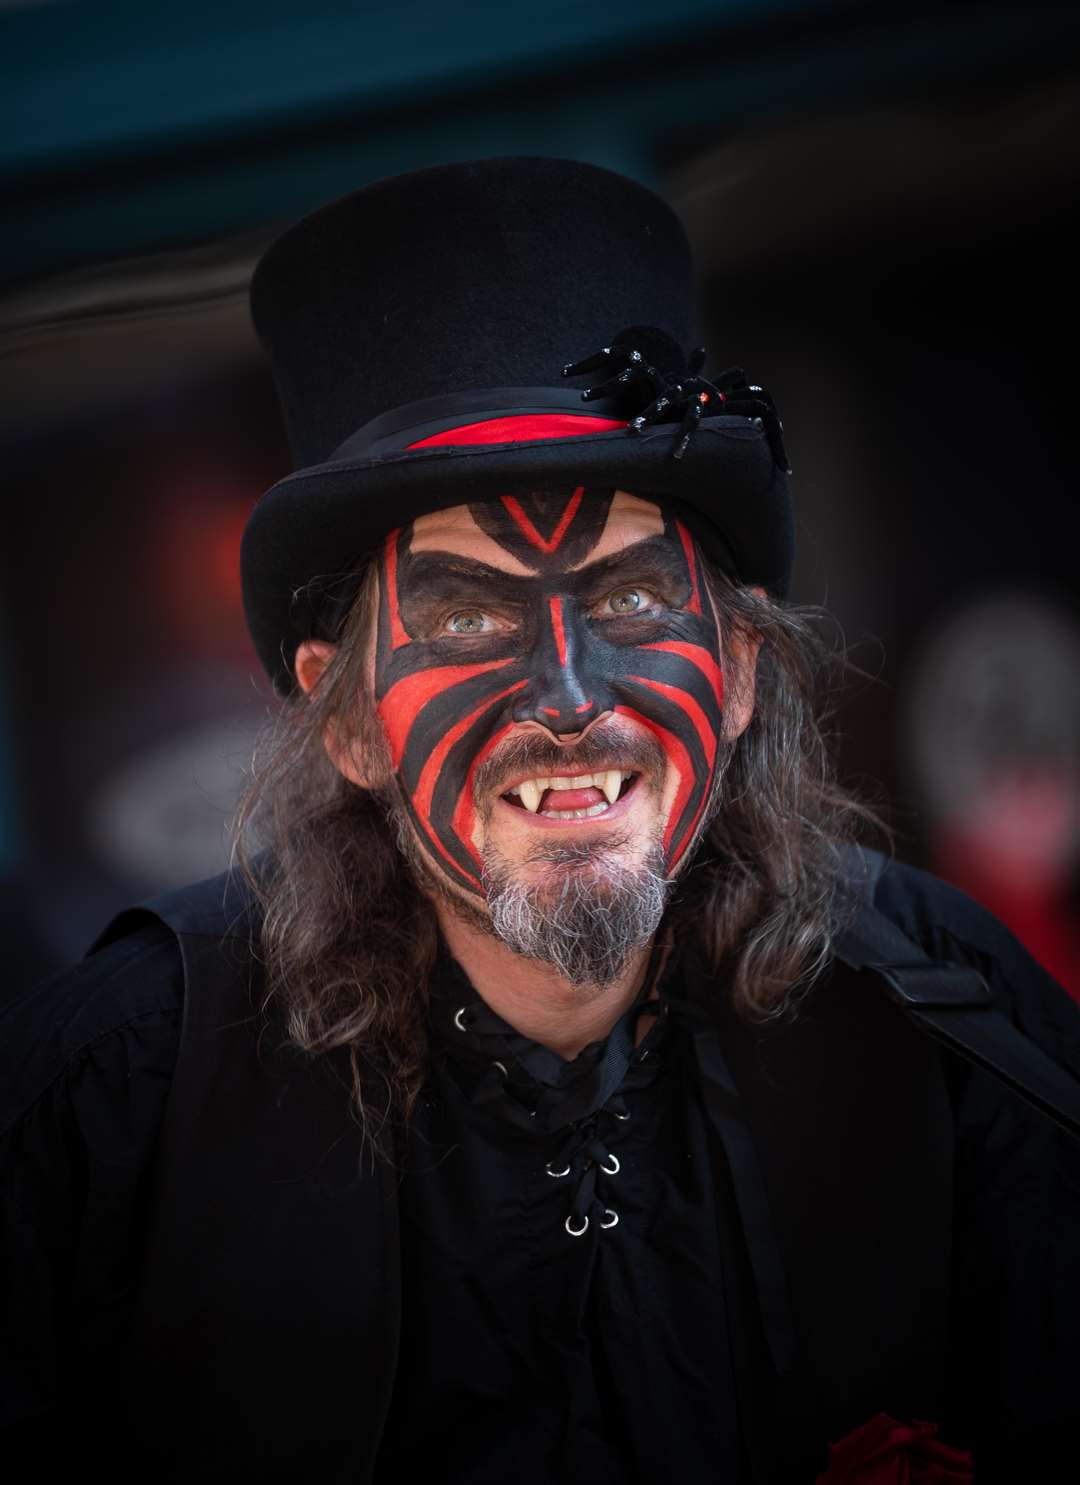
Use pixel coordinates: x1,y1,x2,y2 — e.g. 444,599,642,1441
499,768,641,825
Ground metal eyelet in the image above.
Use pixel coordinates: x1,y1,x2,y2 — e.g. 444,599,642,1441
599,1209,619,1229
600,1153,620,1175
546,1160,571,1178
453,1007,469,1031
565,1213,589,1237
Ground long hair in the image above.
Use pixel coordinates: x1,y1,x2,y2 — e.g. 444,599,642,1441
234,557,884,1147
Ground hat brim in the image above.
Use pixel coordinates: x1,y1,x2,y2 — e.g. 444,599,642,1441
240,418,792,693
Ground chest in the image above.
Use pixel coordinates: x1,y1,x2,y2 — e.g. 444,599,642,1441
133,942,956,1482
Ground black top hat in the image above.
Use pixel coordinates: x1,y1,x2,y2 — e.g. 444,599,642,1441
242,156,792,692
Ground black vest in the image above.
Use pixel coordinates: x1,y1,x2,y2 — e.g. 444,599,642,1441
106,870,956,1482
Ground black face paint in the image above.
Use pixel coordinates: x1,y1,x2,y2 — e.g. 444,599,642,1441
374,487,726,897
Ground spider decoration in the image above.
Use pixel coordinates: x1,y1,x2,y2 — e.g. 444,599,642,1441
560,328,789,469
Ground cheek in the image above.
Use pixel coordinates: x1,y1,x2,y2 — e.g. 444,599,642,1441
608,625,725,868
373,655,530,896
375,658,518,773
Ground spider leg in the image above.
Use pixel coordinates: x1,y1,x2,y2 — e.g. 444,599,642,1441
723,394,785,432
764,418,790,472
725,398,790,470
682,378,725,411
673,394,705,460
687,346,707,376
561,347,617,378
581,364,649,401
710,366,749,393
628,395,672,433
723,396,770,419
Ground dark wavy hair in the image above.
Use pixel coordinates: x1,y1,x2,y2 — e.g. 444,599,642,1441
234,554,884,1149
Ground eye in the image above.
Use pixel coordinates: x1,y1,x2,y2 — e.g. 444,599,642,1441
443,609,498,635
596,586,659,617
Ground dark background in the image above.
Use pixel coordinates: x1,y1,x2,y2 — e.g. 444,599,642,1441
2,0,1079,995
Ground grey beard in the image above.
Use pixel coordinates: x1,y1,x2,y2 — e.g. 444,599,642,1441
378,777,693,987
481,833,671,988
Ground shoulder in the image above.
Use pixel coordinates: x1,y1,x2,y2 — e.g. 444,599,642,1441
849,845,1080,1074
0,919,184,1138
0,866,265,1135
869,849,1037,966
94,864,262,948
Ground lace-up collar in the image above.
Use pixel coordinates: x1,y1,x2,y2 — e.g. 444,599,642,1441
427,937,678,1238
429,938,675,1131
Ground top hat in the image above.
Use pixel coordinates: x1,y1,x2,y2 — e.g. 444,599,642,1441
242,156,792,692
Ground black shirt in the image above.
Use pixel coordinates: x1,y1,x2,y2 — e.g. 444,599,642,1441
3,857,1080,1480
377,945,748,1483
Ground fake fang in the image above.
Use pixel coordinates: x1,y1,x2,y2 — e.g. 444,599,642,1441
372,488,727,894
506,770,634,817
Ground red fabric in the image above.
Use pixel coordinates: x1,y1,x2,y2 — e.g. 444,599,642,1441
935,783,1080,1003
407,414,626,447
816,1415,973,1484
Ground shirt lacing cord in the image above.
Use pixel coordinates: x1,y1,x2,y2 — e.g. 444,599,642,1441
544,1103,630,1237
446,983,667,1237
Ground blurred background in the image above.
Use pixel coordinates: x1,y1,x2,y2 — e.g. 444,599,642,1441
2,0,1079,998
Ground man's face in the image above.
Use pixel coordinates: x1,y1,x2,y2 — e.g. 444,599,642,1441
371,488,733,944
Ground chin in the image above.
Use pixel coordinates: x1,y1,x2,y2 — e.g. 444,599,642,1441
486,836,671,986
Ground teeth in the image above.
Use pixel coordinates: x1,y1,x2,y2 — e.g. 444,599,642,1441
510,769,636,814
601,770,622,806
517,779,542,813
540,800,610,819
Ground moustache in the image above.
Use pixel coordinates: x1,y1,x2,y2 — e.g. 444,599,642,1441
473,719,667,799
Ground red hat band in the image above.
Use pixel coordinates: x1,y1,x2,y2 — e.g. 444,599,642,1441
408,413,627,448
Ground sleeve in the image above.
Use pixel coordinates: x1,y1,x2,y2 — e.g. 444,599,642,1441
873,858,1080,1479
0,924,182,1441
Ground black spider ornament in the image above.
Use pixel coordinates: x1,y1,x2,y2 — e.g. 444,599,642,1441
561,327,789,469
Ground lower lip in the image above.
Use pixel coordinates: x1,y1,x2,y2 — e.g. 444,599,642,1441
496,774,642,829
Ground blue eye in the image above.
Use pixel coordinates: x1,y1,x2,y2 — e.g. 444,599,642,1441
445,610,491,634
604,587,654,615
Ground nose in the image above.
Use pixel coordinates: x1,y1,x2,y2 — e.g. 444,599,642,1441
511,595,610,737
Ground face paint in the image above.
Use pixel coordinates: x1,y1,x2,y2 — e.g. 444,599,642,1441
373,486,727,898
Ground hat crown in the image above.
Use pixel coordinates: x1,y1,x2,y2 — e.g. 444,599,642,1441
251,157,696,469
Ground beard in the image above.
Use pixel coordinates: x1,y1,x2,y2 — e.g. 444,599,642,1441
376,713,734,988
481,829,672,988
378,784,672,987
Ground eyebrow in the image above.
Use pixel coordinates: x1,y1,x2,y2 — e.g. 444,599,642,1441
569,537,688,593
400,554,532,604
401,536,686,603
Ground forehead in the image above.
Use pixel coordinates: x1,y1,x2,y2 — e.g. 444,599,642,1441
408,490,666,571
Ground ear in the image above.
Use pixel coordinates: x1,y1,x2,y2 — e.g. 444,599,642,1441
721,587,765,742
294,638,379,790
294,639,336,698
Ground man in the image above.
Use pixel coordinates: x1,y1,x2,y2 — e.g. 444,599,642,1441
3,158,1079,1483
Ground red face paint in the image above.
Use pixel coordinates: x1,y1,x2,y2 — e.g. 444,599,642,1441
501,486,585,555
382,528,411,651
549,596,568,669
373,488,728,895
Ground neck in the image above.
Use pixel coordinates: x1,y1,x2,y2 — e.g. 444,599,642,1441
433,897,654,1060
